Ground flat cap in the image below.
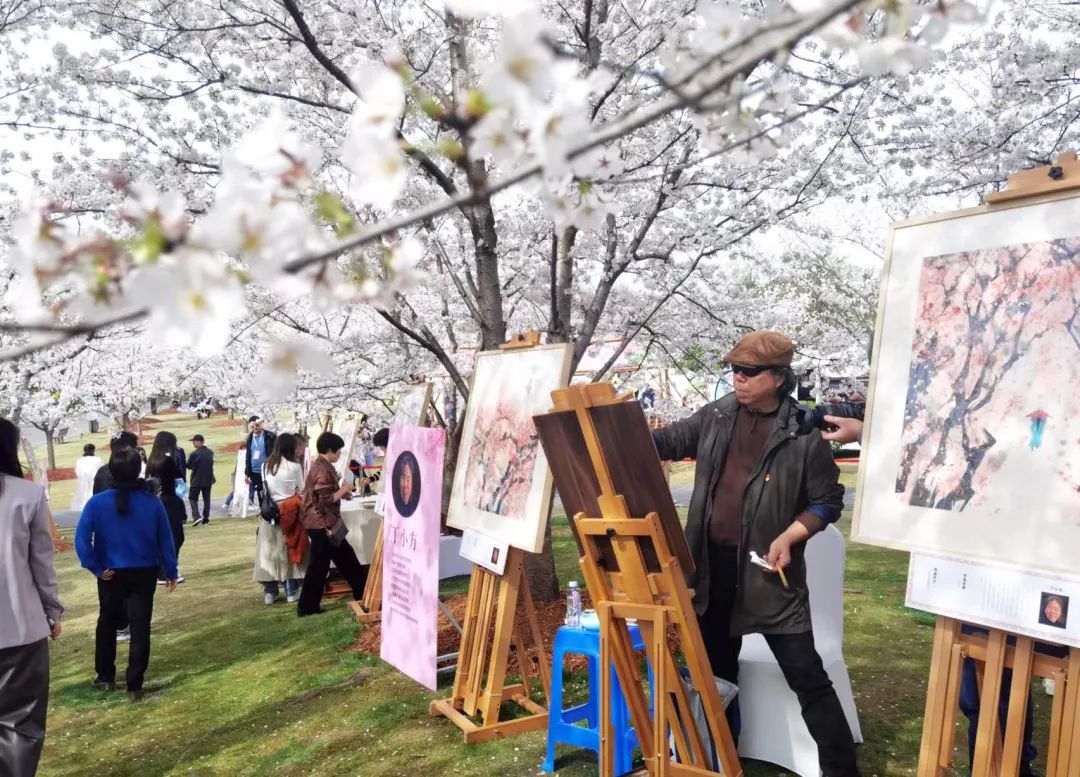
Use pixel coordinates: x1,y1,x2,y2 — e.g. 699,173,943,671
723,330,794,367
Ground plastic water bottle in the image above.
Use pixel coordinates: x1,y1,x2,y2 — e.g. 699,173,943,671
565,581,582,628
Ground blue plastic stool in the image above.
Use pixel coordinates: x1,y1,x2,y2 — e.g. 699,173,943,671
542,623,651,776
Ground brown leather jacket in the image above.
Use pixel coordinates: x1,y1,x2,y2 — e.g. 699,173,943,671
301,458,342,531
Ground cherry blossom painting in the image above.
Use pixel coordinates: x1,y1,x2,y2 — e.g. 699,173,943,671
854,196,1080,577
447,344,572,553
895,237,1080,511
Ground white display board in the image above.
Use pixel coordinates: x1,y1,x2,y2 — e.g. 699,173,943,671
907,552,1078,648
458,528,509,576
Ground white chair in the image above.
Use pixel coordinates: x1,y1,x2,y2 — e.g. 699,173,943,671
736,525,863,777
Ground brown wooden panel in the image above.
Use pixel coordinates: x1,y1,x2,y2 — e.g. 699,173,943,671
588,401,695,572
533,409,602,555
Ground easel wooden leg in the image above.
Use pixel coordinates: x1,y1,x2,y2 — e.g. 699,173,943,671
973,629,1007,777
940,641,965,770
1047,667,1068,777
351,524,385,622
1001,638,1034,777
1064,648,1080,777
919,617,959,777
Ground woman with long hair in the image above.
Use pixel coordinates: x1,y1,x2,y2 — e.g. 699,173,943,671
255,433,308,605
146,431,187,583
76,446,177,702
0,417,64,774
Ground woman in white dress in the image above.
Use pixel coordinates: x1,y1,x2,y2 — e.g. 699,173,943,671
71,444,104,511
253,433,307,604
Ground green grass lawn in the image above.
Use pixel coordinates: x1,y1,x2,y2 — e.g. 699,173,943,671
38,433,1051,776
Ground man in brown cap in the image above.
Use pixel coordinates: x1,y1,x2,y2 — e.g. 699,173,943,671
652,330,858,777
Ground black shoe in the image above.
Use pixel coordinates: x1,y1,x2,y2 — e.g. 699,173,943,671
1020,767,1041,777
297,607,326,618
92,677,116,691
128,689,147,702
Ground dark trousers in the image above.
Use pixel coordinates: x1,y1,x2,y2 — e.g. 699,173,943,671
95,567,158,691
159,500,185,580
248,472,264,504
189,485,211,521
698,545,859,777
0,638,49,777
297,529,369,615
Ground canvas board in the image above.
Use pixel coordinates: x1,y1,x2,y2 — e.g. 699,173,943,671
380,424,444,690
392,383,433,428
853,193,1080,577
446,344,572,553
330,413,361,484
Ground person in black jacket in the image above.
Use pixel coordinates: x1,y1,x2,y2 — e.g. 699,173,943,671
146,432,187,583
244,416,277,508
186,435,215,526
652,331,858,777
93,432,140,495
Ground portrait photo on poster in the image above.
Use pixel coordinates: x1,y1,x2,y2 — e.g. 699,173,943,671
1040,592,1070,629
392,450,421,518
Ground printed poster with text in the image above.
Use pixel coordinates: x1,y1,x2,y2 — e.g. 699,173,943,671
379,424,445,690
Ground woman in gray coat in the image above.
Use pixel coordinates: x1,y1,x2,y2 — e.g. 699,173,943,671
0,417,64,776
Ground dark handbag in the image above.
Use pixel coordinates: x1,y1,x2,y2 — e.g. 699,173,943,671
326,521,349,547
258,487,280,524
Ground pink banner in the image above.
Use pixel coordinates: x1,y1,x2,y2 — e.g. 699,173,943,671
380,424,445,690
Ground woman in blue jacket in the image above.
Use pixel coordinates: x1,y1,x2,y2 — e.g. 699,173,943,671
76,447,178,702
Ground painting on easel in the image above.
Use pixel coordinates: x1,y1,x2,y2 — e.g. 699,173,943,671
392,382,432,427
854,194,1080,577
447,344,572,554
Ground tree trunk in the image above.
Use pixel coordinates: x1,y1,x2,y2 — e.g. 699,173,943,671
524,493,563,602
120,409,131,430
150,397,159,414
45,430,56,471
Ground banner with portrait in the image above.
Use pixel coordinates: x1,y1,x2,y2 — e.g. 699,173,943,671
379,423,445,690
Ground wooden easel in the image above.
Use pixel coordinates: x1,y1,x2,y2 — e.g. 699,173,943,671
544,382,741,777
429,330,552,742
915,153,1080,777
350,530,385,622
918,617,1080,777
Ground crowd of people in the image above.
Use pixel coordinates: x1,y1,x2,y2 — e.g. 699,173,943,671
0,406,390,776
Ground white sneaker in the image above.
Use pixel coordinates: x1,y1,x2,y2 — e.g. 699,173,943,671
286,592,300,603
176,575,185,583
117,627,131,642
264,592,276,606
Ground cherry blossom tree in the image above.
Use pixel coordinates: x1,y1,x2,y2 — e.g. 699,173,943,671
0,0,993,597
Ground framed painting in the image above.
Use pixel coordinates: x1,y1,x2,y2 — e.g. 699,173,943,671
853,191,1080,577
392,383,433,428
447,344,573,554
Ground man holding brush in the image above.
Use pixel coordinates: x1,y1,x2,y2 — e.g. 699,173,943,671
652,330,858,777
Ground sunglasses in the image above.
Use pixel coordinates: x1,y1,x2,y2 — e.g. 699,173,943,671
729,364,777,377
